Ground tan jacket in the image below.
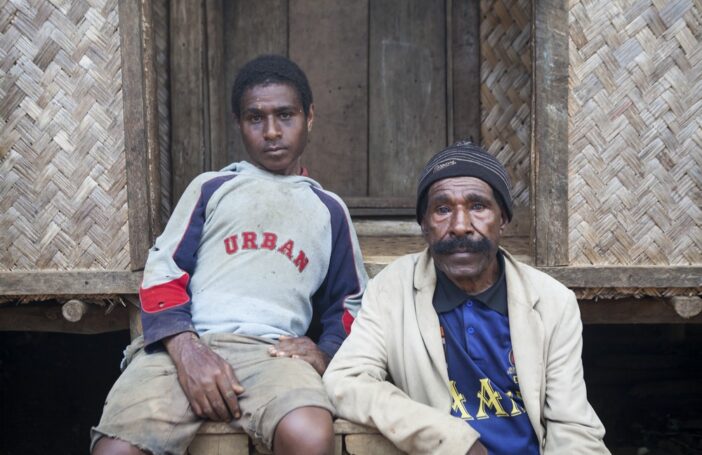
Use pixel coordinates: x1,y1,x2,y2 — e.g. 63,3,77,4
324,249,609,455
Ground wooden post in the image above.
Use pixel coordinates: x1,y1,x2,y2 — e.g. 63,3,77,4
531,0,570,266
119,0,162,270
61,300,88,323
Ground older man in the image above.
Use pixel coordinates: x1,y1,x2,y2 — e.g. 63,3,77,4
324,141,608,455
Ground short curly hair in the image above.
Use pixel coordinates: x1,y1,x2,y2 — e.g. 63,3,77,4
231,55,313,118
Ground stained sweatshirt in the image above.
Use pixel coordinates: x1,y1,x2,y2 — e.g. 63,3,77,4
138,161,368,357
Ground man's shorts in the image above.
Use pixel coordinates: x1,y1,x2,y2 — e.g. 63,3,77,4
90,333,334,454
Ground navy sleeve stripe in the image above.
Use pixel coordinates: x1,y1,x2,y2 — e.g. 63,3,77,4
172,174,237,275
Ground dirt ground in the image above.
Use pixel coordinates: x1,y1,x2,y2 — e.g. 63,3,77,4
1,325,700,455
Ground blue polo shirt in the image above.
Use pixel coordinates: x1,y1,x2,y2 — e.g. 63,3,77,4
433,252,539,455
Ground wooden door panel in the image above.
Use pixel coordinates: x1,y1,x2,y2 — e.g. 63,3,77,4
368,0,447,198
223,0,288,166
290,0,369,196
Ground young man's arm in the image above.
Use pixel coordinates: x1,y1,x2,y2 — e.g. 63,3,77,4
269,190,368,374
139,173,244,421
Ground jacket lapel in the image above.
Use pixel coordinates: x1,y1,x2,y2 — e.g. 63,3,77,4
413,250,451,405
503,250,545,442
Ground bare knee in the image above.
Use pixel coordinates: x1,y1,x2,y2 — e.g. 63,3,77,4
92,436,147,455
273,407,334,455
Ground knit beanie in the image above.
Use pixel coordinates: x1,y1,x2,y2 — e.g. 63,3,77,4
416,141,513,223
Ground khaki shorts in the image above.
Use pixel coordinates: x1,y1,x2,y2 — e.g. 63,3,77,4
91,333,334,454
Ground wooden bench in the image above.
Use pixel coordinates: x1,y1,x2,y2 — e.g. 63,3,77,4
189,419,403,455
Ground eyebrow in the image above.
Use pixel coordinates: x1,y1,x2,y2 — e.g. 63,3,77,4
429,191,493,206
242,104,297,115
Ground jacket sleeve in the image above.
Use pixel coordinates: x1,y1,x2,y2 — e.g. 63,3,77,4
543,290,610,454
324,276,479,455
310,189,368,358
139,173,233,351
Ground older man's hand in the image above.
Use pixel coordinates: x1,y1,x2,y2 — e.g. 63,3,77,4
467,440,488,455
268,335,330,375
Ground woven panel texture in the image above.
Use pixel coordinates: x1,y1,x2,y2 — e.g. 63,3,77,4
481,0,532,208
0,0,129,271
569,0,702,266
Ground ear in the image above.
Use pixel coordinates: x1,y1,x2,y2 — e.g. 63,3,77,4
499,211,509,233
306,103,315,132
420,218,430,240
234,113,241,129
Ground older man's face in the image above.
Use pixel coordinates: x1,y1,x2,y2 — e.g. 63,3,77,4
421,177,506,293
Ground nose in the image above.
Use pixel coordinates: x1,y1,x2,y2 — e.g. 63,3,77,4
449,207,474,237
263,116,282,141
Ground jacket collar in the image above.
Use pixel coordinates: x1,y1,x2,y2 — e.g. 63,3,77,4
413,247,545,440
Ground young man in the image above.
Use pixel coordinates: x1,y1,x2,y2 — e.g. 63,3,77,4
91,55,367,455
324,142,609,454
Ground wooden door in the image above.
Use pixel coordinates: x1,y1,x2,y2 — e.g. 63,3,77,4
170,0,480,215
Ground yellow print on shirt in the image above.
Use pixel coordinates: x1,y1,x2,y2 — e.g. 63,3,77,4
449,379,526,421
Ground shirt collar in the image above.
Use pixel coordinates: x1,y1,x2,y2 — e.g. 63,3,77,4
432,251,507,315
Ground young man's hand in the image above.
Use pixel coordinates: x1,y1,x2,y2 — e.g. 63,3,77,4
164,332,244,422
268,335,330,375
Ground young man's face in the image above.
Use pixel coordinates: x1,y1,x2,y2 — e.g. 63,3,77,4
237,83,314,176
421,176,506,293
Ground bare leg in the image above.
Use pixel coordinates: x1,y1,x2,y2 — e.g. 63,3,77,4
92,437,147,455
273,406,334,455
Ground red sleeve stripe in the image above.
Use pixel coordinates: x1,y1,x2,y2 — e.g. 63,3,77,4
342,309,355,334
140,273,191,314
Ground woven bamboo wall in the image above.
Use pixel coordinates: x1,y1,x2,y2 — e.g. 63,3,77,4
569,0,702,267
0,0,129,271
481,0,532,209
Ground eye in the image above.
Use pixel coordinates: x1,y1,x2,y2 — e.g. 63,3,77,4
471,203,485,211
278,111,293,120
436,205,451,214
248,114,263,123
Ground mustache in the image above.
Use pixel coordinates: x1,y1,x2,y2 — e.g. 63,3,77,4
430,236,493,255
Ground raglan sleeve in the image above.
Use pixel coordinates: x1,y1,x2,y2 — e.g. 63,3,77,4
138,174,221,351
310,190,368,358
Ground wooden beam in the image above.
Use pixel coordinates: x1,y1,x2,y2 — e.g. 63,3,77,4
0,266,698,297
119,0,162,270
579,298,702,324
205,0,228,171
0,271,143,296
451,0,481,144
540,266,702,288
531,0,569,266
0,303,130,334
170,0,207,202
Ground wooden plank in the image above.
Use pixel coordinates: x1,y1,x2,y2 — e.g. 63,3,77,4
0,271,143,295
223,0,288,164
188,434,250,455
531,0,569,266
540,266,702,288
206,0,228,171
369,0,447,197
451,0,481,144
0,303,129,334
345,434,404,455
579,298,702,324
170,0,207,203
289,0,369,197
119,0,161,270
